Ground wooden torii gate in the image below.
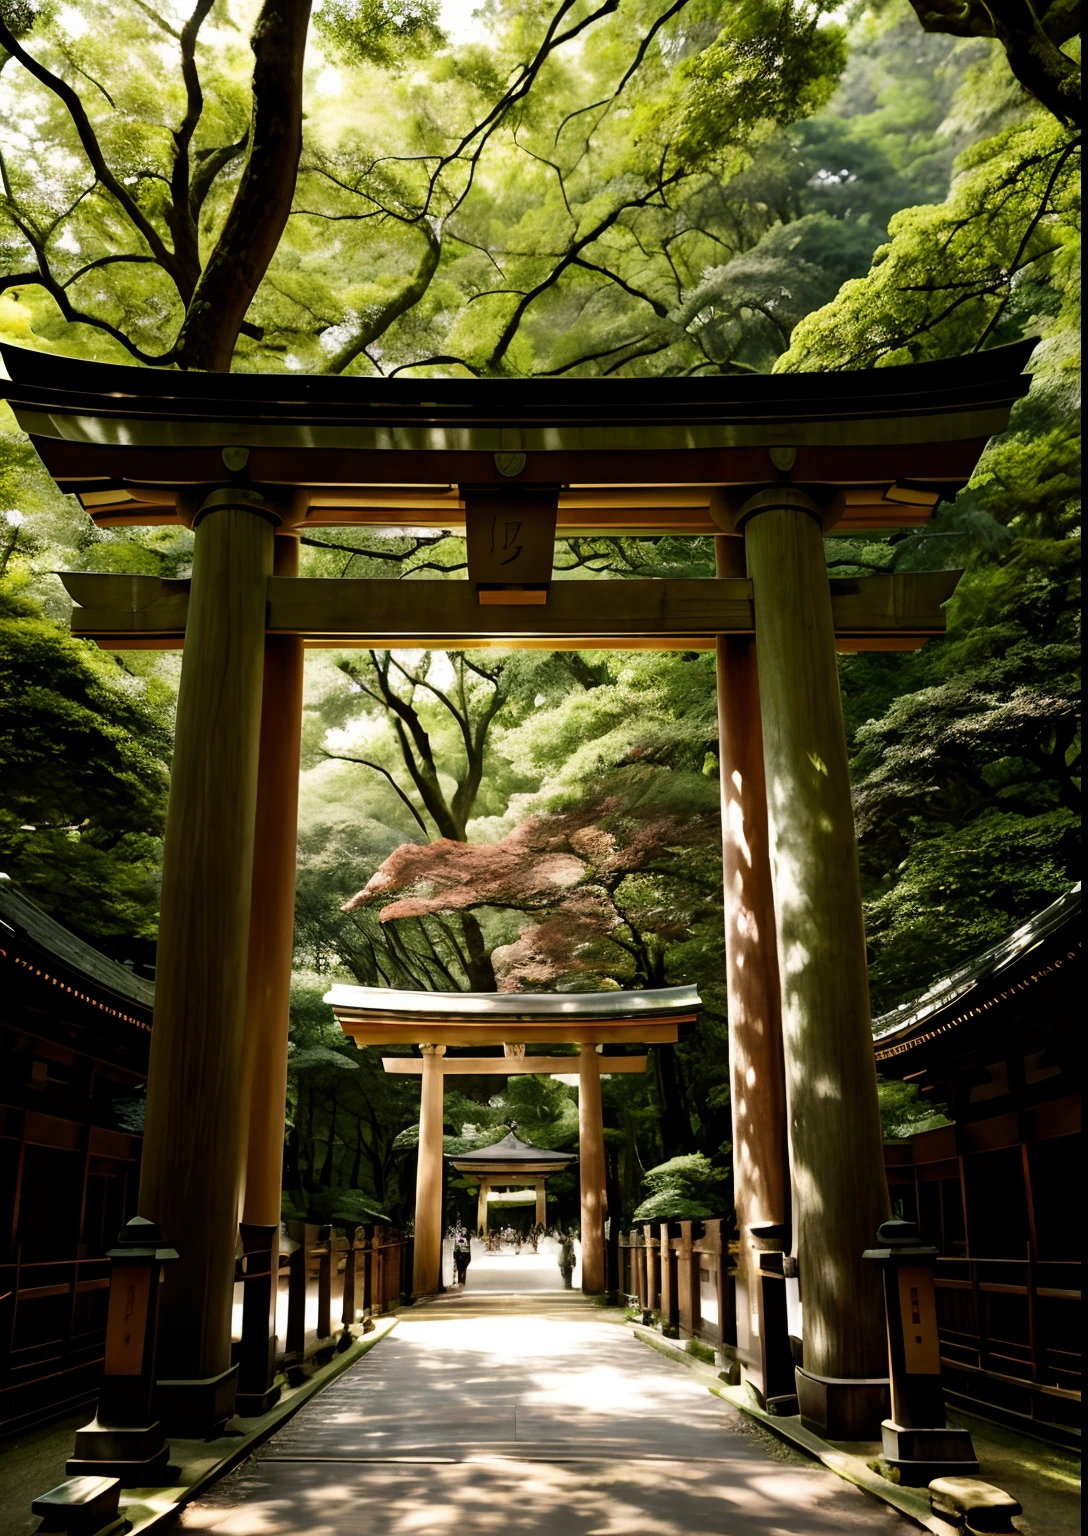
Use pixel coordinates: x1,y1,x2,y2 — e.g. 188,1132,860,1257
324,981,696,1294
0,338,1034,1441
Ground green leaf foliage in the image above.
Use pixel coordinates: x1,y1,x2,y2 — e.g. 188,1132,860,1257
0,570,170,956
0,0,1079,1216
632,1151,729,1220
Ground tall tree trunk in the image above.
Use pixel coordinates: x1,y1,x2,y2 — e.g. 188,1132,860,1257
460,912,496,991
655,1046,697,1156
174,0,312,370
302,1081,316,1193
319,1091,338,1187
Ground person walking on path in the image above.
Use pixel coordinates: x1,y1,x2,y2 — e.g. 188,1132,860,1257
451,1222,472,1287
558,1229,576,1289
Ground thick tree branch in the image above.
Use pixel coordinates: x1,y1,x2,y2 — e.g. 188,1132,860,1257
321,222,442,375
166,0,218,302
187,134,250,228
320,750,429,832
907,0,1081,124
0,16,180,279
484,175,682,371
173,0,312,369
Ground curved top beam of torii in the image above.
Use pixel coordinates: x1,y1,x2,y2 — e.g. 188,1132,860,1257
0,339,1036,538
327,981,700,1049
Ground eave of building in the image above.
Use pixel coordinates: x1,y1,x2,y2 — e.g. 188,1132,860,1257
872,885,1080,1063
0,881,154,1022
448,1155,574,1167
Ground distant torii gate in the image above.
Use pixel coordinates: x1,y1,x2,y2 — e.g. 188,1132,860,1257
0,338,1035,1443
324,984,691,1294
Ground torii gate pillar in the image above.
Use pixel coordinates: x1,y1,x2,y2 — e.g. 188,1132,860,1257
740,487,892,1436
138,488,276,1435
715,535,792,1407
236,531,305,1416
578,1043,607,1294
413,1045,447,1296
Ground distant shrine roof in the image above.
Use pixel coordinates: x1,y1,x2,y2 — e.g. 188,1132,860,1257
451,1130,577,1168
328,983,700,1049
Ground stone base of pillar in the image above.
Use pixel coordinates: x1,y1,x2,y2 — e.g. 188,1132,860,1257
880,1421,979,1486
66,1419,172,1485
795,1366,890,1440
156,1364,238,1438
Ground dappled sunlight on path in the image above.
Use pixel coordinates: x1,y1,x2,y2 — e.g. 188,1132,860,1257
182,1294,907,1535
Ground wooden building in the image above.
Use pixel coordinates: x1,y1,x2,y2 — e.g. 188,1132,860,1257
876,885,1081,1443
0,880,152,1433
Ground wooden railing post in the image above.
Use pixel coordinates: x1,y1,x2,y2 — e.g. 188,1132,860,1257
236,1222,280,1414
644,1224,659,1313
337,1232,355,1350
361,1227,374,1320
661,1223,680,1337
315,1225,332,1347
677,1221,699,1339
375,1230,386,1313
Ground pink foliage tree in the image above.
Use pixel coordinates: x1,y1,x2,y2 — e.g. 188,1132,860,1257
343,800,720,990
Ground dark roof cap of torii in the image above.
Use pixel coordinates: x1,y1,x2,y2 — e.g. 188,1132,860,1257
325,982,699,1023
0,339,1037,429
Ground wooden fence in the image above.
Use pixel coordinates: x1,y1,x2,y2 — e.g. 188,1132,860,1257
620,1219,737,1356
233,1222,412,1379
